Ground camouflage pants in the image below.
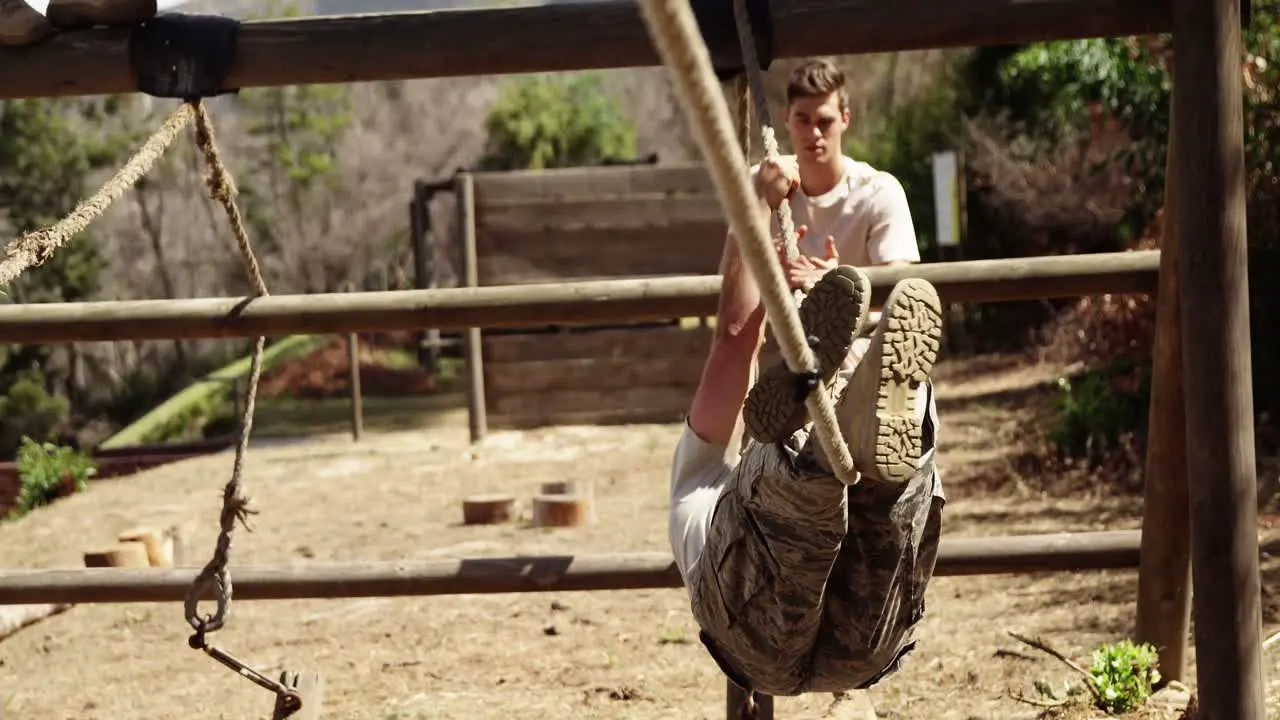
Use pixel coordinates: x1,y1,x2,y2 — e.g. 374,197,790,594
686,384,944,697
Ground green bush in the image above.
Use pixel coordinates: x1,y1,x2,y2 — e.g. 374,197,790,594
1047,360,1151,465
8,436,96,519
479,73,638,171
0,368,70,457
1089,639,1161,715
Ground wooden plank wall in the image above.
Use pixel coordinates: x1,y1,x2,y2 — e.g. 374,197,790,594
470,164,726,430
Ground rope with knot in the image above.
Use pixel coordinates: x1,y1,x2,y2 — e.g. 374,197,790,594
183,100,270,639
640,0,858,485
0,99,270,640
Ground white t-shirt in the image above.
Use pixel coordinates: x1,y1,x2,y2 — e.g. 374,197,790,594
668,156,923,581
766,154,921,268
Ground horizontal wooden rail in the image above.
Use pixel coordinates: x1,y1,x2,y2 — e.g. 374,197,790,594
0,0,1172,100
0,529,1249,605
0,251,1159,344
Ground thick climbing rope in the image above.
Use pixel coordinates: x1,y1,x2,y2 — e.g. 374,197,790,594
0,103,195,291
638,0,857,484
182,100,270,640
0,96,271,666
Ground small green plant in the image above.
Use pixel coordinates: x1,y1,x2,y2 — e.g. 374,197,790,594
1009,632,1163,716
8,436,97,519
1088,639,1161,715
1047,361,1151,464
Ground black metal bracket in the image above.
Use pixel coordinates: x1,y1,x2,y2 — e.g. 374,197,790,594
689,0,774,83
128,13,241,101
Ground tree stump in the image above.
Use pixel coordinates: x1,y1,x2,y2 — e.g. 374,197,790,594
461,494,516,525
117,526,173,567
83,540,150,568
539,480,596,525
531,494,589,528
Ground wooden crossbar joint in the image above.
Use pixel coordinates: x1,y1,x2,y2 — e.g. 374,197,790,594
129,13,241,100
689,0,773,81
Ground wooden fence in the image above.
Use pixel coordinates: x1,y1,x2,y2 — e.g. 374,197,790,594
458,163,728,432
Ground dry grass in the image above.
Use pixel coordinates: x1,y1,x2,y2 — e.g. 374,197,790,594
0,355,1276,720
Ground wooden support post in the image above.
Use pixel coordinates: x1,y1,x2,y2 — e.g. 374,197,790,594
410,182,441,375
456,172,487,444
725,683,772,720
1134,78,1192,683
1171,0,1265,713
272,671,324,719
347,332,363,442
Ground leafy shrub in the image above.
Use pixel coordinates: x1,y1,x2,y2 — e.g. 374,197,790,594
1047,360,1151,467
479,72,638,171
8,436,96,519
1089,639,1161,715
0,368,70,457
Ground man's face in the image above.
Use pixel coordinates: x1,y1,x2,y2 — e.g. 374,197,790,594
785,92,848,165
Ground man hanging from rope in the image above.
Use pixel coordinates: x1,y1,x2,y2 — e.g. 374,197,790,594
669,59,945,699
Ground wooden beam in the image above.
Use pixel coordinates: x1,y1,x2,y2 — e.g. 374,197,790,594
0,0,1173,100
0,251,1160,344
1,531,1277,606
1134,77,1191,684
1171,0,1265,713
472,164,716,204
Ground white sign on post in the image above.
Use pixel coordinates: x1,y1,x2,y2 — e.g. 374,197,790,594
931,151,961,248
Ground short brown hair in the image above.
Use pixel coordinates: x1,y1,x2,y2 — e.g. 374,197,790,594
785,59,848,111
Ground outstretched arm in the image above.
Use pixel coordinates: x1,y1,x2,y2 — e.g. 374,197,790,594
686,159,801,450
686,213,769,450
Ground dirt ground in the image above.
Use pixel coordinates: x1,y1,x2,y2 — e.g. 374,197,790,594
0,355,1276,720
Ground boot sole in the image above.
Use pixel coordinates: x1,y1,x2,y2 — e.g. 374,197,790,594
864,278,943,482
744,266,871,444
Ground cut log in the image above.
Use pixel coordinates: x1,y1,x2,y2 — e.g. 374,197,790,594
461,494,516,525
531,495,589,528
83,540,150,568
117,526,173,567
169,519,196,567
0,602,71,641
539,480,596,525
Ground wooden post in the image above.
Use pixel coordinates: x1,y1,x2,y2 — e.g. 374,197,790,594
272,671,324,719
347,332,363,442
1134,78,1192,684
725,684,772,720
410,181,442,375
1170,0,1265,714
456,171,487,444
